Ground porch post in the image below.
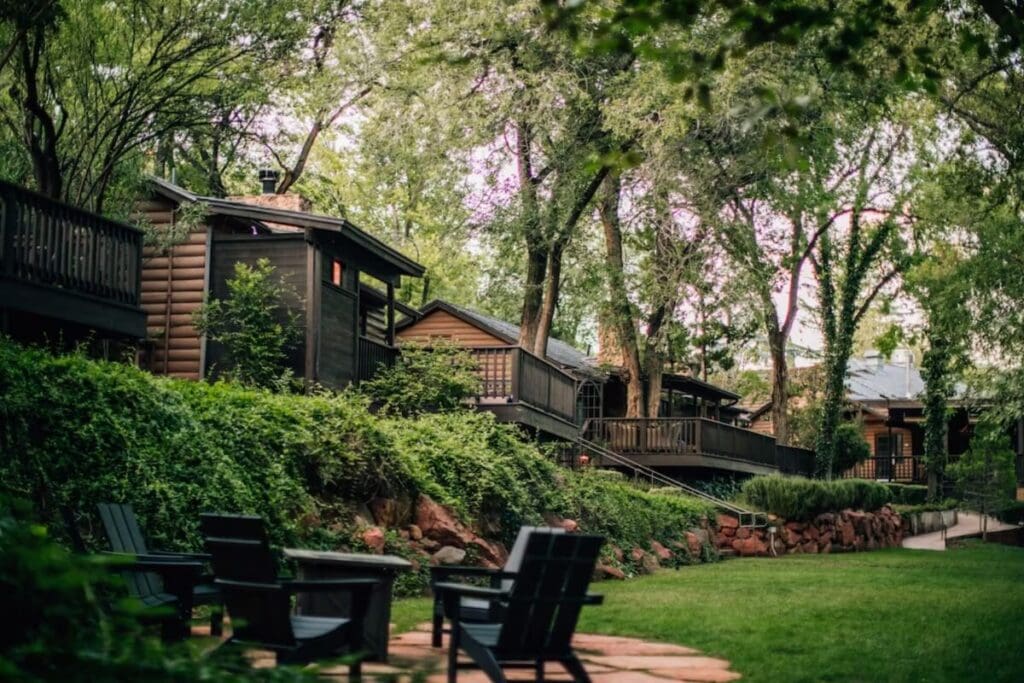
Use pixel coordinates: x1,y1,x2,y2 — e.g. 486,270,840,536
386,280,396,346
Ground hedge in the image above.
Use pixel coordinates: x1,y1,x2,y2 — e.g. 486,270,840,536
885,483,929,505
0,339,714,583
741,475,891,521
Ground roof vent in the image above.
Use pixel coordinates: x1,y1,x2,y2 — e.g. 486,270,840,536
258,168,279,194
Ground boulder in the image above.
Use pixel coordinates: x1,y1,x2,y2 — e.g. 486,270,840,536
630,547,646,563
420,538,440,551
801,541,818,554
684,531,703,557
561,518,580,533
735,527,752,540
785,521,806,533
720,526,736,538
595,563,626,580
717,514,740,529
640,552,661,574
732,536,767,557
785,527,802,546
407,524,423,541
361,526,386,554
432,546,467,565
610,544,625,563
804,525,820,542
415,495,472,548
819,541,832,554
466,536,507,566
650,540,673,561
369,497,410,528
839,521,856,547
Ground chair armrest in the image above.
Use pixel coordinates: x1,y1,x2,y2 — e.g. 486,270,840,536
149,549,213,562
429,566,500,581
432,582,509,601
584,593,604,606
100,552,203,576
281,578,380,593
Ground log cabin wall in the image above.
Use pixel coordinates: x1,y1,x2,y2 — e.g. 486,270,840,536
396,309,505,346
136,197,208,380
862,418,914,456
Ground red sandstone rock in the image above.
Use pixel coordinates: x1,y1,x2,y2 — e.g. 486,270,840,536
630,547,646,563
720,526,736,538
685,532,702,557
819,541,832,554
801,541,818,554
370,497,409,527
610,545,625,563
362,526,386,554
785,521,806,532
415,496,469,548
839,521,856,546
732,536,767,557
561,519,580,533
408,524,423,541
735,527,751,540
717,514,740,529
595,563,626,580
650,541,673,561
804,525,820,542
785,528,802,546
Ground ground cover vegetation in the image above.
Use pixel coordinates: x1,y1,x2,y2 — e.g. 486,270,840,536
0,338,714,588
740,475,892,521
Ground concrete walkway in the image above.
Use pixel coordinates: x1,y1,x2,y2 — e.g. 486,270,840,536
901,511,1016,551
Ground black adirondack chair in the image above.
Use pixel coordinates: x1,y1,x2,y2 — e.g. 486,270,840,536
98,502,224,636
204,535,379,674
199,512,270,546
429,526,565,647
434,531,605,683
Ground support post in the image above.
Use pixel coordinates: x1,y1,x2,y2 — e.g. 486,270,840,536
386,280,396,346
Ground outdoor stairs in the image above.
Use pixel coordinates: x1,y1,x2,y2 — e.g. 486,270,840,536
573,437,767,529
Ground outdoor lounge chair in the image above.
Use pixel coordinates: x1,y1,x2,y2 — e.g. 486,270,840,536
429,525,565,647
204,535,379,674
434,530,604,682
98,502,224,636
199,512,271,546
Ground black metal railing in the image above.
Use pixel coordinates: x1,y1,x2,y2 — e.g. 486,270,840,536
0,180,142,306
357,335,399,383
466,346,577,424
840,456,927,483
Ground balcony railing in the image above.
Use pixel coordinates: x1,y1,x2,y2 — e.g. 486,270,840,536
0,180,142,306
357,335,399,383
583,417,816,474
466,346,577,424
841,456,928,483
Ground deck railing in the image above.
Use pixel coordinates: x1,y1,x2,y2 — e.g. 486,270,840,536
582,417,803,470
0,180,142,306
776,444,817,476
840,456,927,483
466,345,577,424
357,335,399,383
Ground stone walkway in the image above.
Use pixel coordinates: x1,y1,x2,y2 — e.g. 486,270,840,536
901,511,1016,551
231,621,742,682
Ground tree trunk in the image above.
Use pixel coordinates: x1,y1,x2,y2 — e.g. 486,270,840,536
598,173,645,417
767,323,790,446
921,332,951,503
519,245,547,348
534,241,564,356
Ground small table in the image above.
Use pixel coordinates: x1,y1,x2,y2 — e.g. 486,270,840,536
284,548,412,661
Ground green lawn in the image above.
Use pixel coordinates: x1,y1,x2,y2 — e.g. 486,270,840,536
392,542,1024,683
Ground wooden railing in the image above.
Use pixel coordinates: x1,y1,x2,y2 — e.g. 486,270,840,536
776,444,817,476
466,346,577,424
357,335,399,383
0,180,142,306
841,456,927,483
583,417,792,469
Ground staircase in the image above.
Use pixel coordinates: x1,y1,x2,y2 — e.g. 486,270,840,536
574,437,767,528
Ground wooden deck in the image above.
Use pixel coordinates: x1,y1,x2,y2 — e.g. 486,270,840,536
583,417,817,476
466,345,580,439
0,181,145,339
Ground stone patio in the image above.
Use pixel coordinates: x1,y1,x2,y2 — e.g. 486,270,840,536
215,621,741,682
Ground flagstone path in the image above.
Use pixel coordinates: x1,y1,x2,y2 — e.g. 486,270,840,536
901,511,1016,551
222,621,742,682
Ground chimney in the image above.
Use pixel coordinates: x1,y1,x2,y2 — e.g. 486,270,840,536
258,168,279,194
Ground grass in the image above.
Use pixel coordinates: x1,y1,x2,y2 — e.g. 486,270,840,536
392,542,1024,683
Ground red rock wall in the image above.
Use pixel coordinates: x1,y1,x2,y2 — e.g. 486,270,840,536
715,506,904,557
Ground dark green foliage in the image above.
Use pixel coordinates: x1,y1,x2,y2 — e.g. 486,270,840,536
831,423,871,475
193,259,301,390
0,495,314,682
998,501,1024,525
363,342,481,415
948,423,1017,522
885,483,929,506
741,475,891,521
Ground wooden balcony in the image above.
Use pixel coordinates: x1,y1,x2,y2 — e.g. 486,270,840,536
0,181,144,338
357,335,399,383
467,345,579,439
583,417,816,476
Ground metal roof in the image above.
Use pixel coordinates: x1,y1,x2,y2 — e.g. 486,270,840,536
148,177,424,278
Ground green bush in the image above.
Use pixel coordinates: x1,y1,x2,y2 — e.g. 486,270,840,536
997,500,1024,525
832,423,871,475
362,342,481,415
741,475,891,521
885,483,929,505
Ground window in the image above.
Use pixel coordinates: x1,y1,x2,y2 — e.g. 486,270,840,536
875,432,904,457
331,259,344,286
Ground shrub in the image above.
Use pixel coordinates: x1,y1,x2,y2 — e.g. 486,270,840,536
741,475,891,521
362,341,481,415
193,259,301,390
998,500,1024,525
886,483,929,505
948,423,1017,521
832,422,871,475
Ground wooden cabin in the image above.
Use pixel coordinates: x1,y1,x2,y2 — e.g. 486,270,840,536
137,175,423,388
0,180,145,354
396,300,815,476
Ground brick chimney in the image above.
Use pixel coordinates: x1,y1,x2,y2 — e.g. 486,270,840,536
228,169,311,228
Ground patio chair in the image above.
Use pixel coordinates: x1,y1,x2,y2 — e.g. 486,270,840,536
204,535,378,674
199,512,270,546
98,502,224,636
434,531,605,683
429,525,565,647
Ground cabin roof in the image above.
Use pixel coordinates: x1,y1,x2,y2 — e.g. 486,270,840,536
148,177,424,278
846,357,967,403
400,299,595,371
661,373,741,403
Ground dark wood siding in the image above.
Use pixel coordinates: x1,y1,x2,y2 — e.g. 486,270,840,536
206,234,307,378
318,283,358,388
362,306,387,343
